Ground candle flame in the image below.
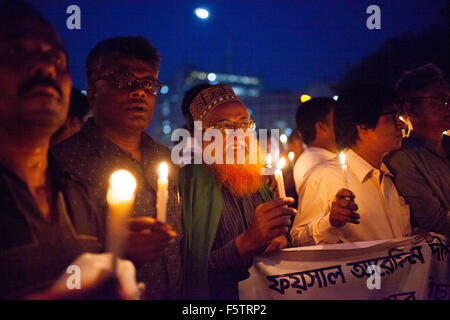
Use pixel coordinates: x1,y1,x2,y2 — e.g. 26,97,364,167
288,152,295,161
107,170,137,203
340,152,347,169
159,162,169,180
277,157,286,170
266,153,272,168
444,130,448,136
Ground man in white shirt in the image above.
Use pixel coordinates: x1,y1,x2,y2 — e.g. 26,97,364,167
291,85,412,246
293,97,338,193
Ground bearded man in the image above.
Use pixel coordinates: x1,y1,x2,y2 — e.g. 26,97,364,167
180,84,296,299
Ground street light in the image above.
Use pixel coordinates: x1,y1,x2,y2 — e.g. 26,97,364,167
194,7,232,73
194,8,209,20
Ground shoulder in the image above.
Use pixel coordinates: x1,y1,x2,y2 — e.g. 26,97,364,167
51,130,94,158
384,146,417,175
303,159,342,186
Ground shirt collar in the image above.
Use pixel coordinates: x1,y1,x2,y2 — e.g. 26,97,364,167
305,146,337,158
80,118,157,158
345,149,393,184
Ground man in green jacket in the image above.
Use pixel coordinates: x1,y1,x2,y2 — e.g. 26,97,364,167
180,84,296,299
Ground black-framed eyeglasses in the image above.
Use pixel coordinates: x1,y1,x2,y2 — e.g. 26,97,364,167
409,96,449,108
205,119,256,134
94,71,164,95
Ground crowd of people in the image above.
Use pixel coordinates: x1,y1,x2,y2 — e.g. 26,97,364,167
0,1,448,300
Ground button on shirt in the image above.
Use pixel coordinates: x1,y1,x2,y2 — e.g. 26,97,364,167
0,157,103,299
51,118,182,299
385,132,450,237
293,147,337,195
290,149,412,246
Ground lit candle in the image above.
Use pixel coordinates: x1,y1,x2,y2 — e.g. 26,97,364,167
106,169,137,273
288,151,295,162
340,151,348,189
266,153,272,168
274,157,286,198
157,162,169,224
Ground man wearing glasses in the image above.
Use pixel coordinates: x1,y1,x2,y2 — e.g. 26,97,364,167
385,63,450,237
180,84,296,299
291,84,413,246
52,36,182,299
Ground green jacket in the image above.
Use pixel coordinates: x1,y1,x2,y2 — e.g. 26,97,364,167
179,164,273,299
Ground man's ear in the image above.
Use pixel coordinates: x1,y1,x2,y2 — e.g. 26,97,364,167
356,124,369,137
315,121,327,134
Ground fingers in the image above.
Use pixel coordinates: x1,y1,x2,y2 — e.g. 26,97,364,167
128,217,177,238
258,197,295,212
335,197,358,211
266,206,297,221
116,259,139,300
127,229,175,244
335,188,355,200
128,217,157,231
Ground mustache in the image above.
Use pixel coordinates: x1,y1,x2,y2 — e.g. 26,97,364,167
18,77,62,97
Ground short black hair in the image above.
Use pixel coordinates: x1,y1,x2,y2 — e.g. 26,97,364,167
85,36,160,86
68,88,90,121
396,63,445,99
335,84,400,149
295,97,336,145
0,0,65,53
181,82,213,130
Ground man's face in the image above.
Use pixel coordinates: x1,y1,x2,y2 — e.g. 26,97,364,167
203,101,263,196
364,103,406,154
0,28,71,137
410,81,450,132
88,58,159,133
203,101,252,161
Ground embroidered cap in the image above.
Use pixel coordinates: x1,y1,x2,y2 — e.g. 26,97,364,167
189,84,243,121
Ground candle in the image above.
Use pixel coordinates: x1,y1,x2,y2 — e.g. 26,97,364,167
340,151,348,189
266,153,272,169
106,169,137,273
157,162,169,223
288,151,295,162
274,157,286,198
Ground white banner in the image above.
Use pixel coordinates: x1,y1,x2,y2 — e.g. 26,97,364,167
239,235,449,300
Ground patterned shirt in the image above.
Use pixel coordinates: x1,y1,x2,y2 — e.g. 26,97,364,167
208,187,265,300
0,156,103,299
385,133,450,237
51,118,183,299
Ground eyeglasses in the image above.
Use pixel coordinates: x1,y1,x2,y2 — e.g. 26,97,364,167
409,96,449,109
206,119,256,134
94,71,164,95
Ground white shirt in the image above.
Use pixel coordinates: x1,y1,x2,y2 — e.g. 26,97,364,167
293,147,337,194
290,149,412,246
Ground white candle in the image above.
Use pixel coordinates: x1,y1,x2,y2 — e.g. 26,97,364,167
157,162,169,224
288,151,295,162
274,157,286,198
106,170,137,273
340,152,348,189
266,153,272,169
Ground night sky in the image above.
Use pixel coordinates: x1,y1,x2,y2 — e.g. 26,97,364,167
36,0,446,92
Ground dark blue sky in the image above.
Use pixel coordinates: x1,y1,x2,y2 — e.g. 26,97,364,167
36,0,446,91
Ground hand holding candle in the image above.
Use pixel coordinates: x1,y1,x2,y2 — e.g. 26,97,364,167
274,157,286,198
157,162,169,224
